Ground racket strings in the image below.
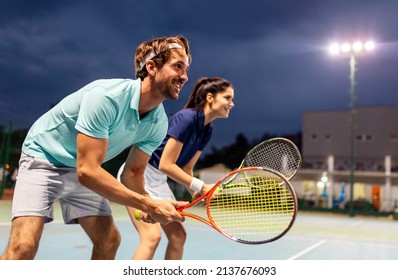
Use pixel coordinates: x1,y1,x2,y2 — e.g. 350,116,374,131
208,171,296,244
244,140,301,180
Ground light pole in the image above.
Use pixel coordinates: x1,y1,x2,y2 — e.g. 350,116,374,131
329,40,375,217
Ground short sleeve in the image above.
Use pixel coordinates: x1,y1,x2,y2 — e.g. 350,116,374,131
75,88,117,139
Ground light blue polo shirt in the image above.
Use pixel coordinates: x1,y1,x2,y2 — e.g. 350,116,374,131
22,79,168,167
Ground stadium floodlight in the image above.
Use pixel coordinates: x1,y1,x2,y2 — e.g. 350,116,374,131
341,43,351,53
352,42,363,52
328,39,375,217
329,43,340,55
365,40,375,51
329,40,375,57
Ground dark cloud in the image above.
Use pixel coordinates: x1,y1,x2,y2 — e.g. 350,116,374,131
1,0,398,152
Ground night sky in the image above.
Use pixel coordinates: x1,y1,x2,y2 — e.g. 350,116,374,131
1,0,397,152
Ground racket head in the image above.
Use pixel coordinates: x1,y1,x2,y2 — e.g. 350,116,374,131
206,166,298,244
242,137,302,180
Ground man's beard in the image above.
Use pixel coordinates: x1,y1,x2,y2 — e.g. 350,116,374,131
158,79,180,100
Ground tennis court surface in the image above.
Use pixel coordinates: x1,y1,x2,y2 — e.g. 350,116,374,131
1,200,397,260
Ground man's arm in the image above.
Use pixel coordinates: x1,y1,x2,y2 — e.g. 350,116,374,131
119,145,149,195
76,132,186,224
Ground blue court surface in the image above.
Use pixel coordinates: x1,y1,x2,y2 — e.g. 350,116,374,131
1,200,398,260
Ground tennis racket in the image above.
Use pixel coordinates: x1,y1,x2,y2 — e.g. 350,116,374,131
240,137,302,180
137,166,297,244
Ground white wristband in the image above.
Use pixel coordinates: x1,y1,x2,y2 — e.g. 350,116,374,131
189,177,204,193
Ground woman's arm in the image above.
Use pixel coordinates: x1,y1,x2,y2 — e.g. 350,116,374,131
158,137,211,195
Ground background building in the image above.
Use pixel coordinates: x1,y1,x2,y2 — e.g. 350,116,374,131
302,106,398,171
294,106,398,213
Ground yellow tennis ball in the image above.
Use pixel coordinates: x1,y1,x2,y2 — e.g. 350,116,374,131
134,209,141,221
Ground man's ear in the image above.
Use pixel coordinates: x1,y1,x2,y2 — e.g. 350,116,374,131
146,60,157,76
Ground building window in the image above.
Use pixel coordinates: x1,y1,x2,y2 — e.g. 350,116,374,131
325,134,331,141
390,134,398,142
356,134,374,142
311,134,317,140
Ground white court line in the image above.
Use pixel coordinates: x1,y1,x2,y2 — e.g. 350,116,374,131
287,239,326,260
349,220,363,228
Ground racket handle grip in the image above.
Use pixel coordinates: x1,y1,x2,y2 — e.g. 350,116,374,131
134,209,142,221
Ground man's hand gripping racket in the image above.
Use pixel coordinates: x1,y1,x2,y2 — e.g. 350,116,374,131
136,166,297,244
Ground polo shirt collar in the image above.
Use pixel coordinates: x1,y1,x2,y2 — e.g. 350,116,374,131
130,80,160,123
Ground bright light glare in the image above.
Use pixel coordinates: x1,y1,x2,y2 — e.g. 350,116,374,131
321,172,328,183
352,42,363,52
341,43,351,53
329,43,340,55
365,40,375,51
328,40,375,56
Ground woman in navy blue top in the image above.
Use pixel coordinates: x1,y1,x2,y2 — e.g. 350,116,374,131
118,77,234,259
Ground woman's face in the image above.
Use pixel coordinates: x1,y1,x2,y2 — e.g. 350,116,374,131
209,86,235,119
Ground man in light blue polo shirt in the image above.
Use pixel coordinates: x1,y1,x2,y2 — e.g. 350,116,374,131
1,35,192,260
22,78,167,167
